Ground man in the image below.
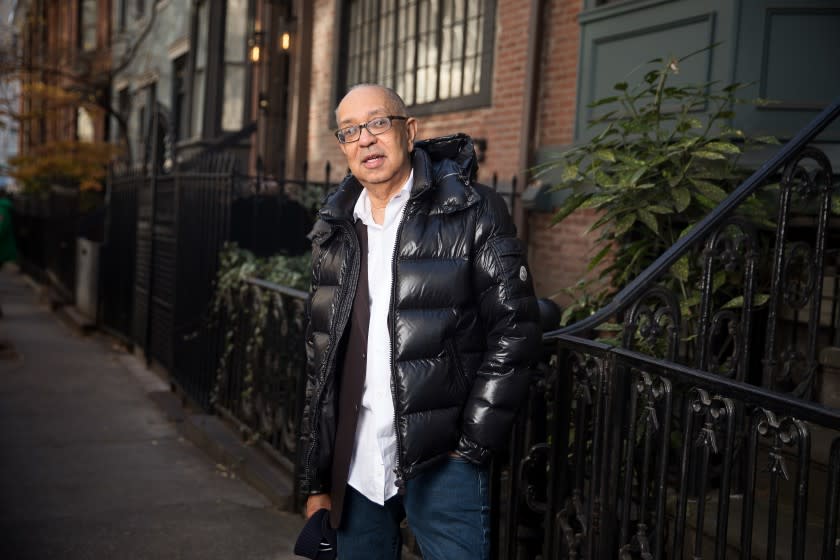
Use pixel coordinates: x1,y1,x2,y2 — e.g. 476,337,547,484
300,84,541,559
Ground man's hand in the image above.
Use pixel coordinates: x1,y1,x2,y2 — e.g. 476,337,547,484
305,493,332,519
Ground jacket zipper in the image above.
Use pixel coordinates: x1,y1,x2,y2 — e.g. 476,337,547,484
303,220,360,491
389,202,413,494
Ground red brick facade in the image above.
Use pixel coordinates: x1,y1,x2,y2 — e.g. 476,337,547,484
301,0,594,303
18,0,111,153
528,0,602,303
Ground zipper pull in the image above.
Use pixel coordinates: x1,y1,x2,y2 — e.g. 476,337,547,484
394,470,406,495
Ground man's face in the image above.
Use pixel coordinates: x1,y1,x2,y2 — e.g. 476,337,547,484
335,86,417,193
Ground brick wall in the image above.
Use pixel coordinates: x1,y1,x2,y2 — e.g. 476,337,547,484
526,0,604,306
20,0,112,151
304,0,344,179
536,0,582,147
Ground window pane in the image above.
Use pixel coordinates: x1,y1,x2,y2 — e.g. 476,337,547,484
81,0,97,51
222,65,245,131
192,3,209,137
192,70,204,137
225,0,248,62
343,0,490,110
77,107,94,142
196,4,209,71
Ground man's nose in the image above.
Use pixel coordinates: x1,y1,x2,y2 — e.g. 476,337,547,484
358,127,377,146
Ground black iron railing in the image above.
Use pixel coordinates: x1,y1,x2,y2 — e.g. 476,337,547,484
11,187,104,302
212,277,309,510
11,194,49,282
511,98,840,558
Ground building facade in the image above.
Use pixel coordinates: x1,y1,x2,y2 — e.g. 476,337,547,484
0,1,20,190
108,0,193,167
13,0,839,298
286,0,839,299
13,0,112,154
270,0,593,299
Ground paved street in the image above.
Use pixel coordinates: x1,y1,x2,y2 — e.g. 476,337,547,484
0,267,304,559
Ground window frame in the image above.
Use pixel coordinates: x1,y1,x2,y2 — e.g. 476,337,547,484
333,0,496,119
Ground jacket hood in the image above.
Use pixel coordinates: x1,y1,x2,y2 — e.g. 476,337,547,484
413,133,478,184
318,133,479,223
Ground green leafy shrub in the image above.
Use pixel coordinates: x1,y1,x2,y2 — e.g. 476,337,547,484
540,48,777,327
210,242,310,410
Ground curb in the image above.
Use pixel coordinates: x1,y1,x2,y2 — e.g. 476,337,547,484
178,412,296,511
20,271,300,516
55,305,97,335
144,387,297,512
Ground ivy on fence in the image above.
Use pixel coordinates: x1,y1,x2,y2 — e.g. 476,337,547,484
209,242,310,422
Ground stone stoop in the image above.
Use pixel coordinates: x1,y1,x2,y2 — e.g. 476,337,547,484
675,490,827,559
666,346,840,558
818,347,840,411
670,433,837,558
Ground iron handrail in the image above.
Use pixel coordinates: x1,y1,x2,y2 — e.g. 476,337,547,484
245,277,309,300
555,334,840,428
545,96,840,339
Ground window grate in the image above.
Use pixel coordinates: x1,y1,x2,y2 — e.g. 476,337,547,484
341,0,494,113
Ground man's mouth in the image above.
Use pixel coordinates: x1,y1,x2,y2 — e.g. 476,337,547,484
362,153,385,168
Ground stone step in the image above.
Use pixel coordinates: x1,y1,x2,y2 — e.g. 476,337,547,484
674,465,834,559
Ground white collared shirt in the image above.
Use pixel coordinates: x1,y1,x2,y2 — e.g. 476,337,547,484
346,170,414,505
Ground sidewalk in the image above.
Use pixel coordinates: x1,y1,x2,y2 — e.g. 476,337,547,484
0,267,305,560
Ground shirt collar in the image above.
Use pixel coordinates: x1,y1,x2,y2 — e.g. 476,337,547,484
353,169,414,225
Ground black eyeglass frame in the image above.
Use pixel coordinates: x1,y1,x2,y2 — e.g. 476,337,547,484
334,115,409,144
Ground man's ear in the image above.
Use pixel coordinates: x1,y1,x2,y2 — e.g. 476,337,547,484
406,117,418,152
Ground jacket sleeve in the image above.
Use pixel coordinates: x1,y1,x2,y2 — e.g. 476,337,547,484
456,190,542,464
298,221,330,495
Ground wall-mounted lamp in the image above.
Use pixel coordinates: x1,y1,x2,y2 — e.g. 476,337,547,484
249,28,265,63
258,92,269,112
279,31,291,51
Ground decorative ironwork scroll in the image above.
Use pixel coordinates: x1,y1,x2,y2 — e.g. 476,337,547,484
742,409,810,560
623,286,681,361
672,388,735,559
698,220,759,381
618,372,672,560
763,146,834,397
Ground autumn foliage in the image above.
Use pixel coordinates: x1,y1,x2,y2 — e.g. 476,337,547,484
10,140,118,193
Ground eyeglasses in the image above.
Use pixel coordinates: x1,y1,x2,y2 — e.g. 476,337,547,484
334,115,408,144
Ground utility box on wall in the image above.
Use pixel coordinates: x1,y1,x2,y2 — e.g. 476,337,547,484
75,237,100,323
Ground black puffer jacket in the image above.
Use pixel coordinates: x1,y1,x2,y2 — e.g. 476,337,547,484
300,134,541,495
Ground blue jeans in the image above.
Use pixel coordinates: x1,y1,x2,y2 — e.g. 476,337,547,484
336,456,490,560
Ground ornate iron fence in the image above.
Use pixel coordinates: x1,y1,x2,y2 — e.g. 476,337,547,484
101,150,323,408
11,187,104,300
10,193,49,282
100,164,140,342
212,277,309,510
510,98,840,558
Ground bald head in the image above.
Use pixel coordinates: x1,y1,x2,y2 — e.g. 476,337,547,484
335,84,408,121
